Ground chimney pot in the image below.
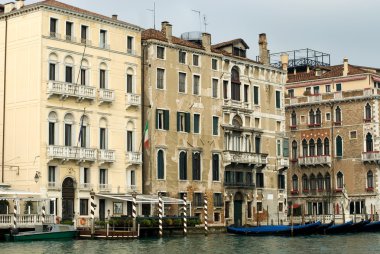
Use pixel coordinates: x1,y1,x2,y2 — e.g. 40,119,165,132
343,57,349,76
202,33,211,52
258,33,269,65
161,21,172,41
112,14,118,20
280,54,289,71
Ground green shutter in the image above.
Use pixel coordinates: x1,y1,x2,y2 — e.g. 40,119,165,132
336,136,343,157
185,112,191,133
164,110,170,130
276,91,281,109
254,86,259,105
283,139,289,157
177,112,180,131
194,114,199,133
213,117,218,135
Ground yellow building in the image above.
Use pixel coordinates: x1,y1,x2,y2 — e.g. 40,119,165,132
0,0,143,221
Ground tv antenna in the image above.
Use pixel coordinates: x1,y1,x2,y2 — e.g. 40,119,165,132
147,2,156,29
192,9,201,31
203,15,208,32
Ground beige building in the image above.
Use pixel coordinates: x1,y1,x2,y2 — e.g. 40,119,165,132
0,0,143,221
285,56,380,221
142,22,288,226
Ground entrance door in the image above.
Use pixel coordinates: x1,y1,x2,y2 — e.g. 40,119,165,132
99,199,106,221
234,192,243,226
62,177,75,220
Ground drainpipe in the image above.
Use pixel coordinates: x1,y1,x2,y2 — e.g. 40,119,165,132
2,16,8,183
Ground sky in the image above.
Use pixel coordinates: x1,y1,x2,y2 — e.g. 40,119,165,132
26,0,380,67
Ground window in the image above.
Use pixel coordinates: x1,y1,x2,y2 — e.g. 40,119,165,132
283,139,289,157
212,154,219,181
223,80,228,99
336,83,342,91
179,151,187,180
179,50,186,64
156,109,170,130
79,122,87,148
309,139,315,157
276,140,281,156
325,173,331,191
213,193,223,207
257,202,263,212
157,150,165,179
193,54,199,66
99,168,107,185
80,25,88,44
335,106,342,124
225,202,230,218
253,86,259,105
302,174,309,190
326,113,331,121
233,47,246,57
317,173,324,191
365,103,371,121
305,87,311,94
350,131,357,139
48,166,56,184
309,109,315,125
288,89,294,98
127,131,133,152
80,167,90,186
256,172,264,188
302,139,308,157
157,68,165,89
126,74,133,93
336,136,343,157
315,109,321,126
325,85,331,93
80,199,88,215
337,172,344,189
212,78,218,98
292,141,298,160
99,128,106,149
247,202,252,218
324,138,330,155
366,133,373,152
177,112,190,132
291,111,297,127
127,36,134,53
244,85,249,103
49,63,56,81
48,117,56,145
317,138,323,156
255,136,261,153
192,152,201,181
157,46,165,59
214,213,221,222
231,67,240,101
212,59,218,70
65,21,73,41
99,69,106,89
367,171,374,188
276,91,281,109
130,170,135,186
292,175,298,191
99,29,107,48
212,116,219,135
50,18,58,37
193,193,203,207
65,66,73,83
176,72,187,93
64,123,72,146
194,114,200,134
278,174,285,189
313,86,320,95
193,75,200,95
80,68,87,85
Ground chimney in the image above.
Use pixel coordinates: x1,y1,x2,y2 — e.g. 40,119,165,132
4,2,15,13
15,0,24,10
306,66,310,73
112,14,118,20
280,54,289,71
202,33,211,52
161,21,172,41
343,57,349,76
259,33,269,65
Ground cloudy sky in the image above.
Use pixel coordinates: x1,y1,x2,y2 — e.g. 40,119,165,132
27,0,380,67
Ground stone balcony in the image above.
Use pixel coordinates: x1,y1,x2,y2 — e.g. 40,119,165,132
223,151,267,166
298,156,331,167
99,89,115,103
98,184,112,192
126,93,141,108
79,183,93,191
126,152,142,165
98,149,116,164
362,152,380,162
47,145,97,162
277,158,289,169
307,94,322,103
47,182,60,190
222,99,252,112
47,81,96,101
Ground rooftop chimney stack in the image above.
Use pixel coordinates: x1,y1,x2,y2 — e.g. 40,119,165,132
202,33,211,52
4,2,15,13
112,14,118,20
343,57,349,76
259,33,269,65
15,0,24,10
280,54,289,71
161,21,172,41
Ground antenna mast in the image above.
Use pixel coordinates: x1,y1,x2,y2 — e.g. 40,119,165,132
147,2,156,29
192,9,201,31
203,15,208,32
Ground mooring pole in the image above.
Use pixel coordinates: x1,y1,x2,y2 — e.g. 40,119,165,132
158,193,163,237
90,191,96,236
204,194,208,236
183,193,187,236
132,192,137,232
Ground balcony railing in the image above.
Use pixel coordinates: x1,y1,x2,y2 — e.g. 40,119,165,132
99,89,115,103
224,181,255,188
126,152,142,164
0,214,55,227
99,184,112,192
98,149,116,163
308,94,322,103
47,145,97,162
49,32,61,39
298,156,331,166
277,158,289,169
126,93,141,107
334,91,343,99
47,182,60,190
65,35,76,42
80,38,92,46
79,183,93,191
362,151,380,162
223,99,252,111
47,81,96,100
223,151,267,165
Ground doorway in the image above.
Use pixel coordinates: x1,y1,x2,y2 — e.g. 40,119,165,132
234,192,243,226
99,199,106,221
62,177,75,220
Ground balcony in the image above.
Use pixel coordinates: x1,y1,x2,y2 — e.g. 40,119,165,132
298,156,331,167
223,151,267,166
334,91,343,100
126,152,142,165
80,38,92,46
79,183,93,191
99,89,115,103
47,145,97,162
222,99,252,112
126,93,141,108
362,152,380,162
47,182,60,190
224,181,255,188
99,184,112,192
49,32,61,39
277,158,289,169
65,35,76,43
47,81,96,101
98,150,116,163
308,94,322,103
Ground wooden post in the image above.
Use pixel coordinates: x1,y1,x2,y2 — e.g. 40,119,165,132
342,202,346,223
277,205,280,225
371,204,373,221
333,203,335,223
301,204,305,225
266,205,269,225
290,203,294,237
256,207,259,226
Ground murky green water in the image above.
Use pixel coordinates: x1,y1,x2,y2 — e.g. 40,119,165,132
1,233,380,254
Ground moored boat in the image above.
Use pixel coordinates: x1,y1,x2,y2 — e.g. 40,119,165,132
325,221,353,234
360,220,380,232
315,221,335,235
349,220,370,233
5,224,78,242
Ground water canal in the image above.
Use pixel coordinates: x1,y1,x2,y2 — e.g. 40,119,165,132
1,233,380,254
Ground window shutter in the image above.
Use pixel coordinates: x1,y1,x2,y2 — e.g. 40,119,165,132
177,112,180,131
185,112,191,132
283,139,289,157
194,114,199,133
164,110,170,130
155,109,159,129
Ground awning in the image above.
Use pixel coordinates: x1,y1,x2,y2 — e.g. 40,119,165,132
289,204,301,209
96,193,187,205
0,188,41,196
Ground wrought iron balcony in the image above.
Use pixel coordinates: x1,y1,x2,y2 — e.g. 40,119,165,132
298,156,331,166
98,149,116,163
47,81,96,101
222,99,252,112
126,152,142,164
47,145,97,162
277,158,289,169
126,93,141,107
362,152,380,162
99,89,115,103
98,184,112,192
223,151,267,165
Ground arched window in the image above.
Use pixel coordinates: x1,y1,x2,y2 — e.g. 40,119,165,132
315,108,321,126
126,121,135,152
367,170,374,188
292,175,298,191
324,138,330,155
310,174,316,190
337,171,344,189
49,53,58,81
79,115,89,148
48,112,58,146
291,111,297,127
335,106,342,124
336,136,343,157
80,59,89,85
366,133,373,152
231,67,240,101
99,117,108,150
325,173,331,191
99,62,108,89
192,152,201,181
157,150,165,179
309,109,315,125
292,141,298,160
317,138,323,156
302,139,308,157
212,154,219,181
302,174,309,191
309,139,315,157
126,67,135,93
64,56,74,83
365,103,371,122
317,173,324,191
179,151,187,180
64,113,74,146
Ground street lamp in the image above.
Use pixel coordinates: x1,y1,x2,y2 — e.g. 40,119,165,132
34,171,41,183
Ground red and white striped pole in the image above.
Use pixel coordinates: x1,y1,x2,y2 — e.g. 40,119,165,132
132,192,137,231
183,193,187,236
204,194,208,236
158,193,163,237
13,201,17,229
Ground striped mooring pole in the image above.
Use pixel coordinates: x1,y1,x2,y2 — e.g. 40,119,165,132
183,193,187,236
132,192,137,231
42,205,46,224
158,193,163,237
204,194,208,236
90,191,96,235
13,200,17,229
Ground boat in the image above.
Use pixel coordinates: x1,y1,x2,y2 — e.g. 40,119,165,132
325,221,353,234
349,220,370,233
315,221,335,235
361,220,380,232
5,224,78,242
227,221,321,236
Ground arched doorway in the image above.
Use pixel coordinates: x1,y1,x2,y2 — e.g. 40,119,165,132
62,177,75,220
234,192,243,226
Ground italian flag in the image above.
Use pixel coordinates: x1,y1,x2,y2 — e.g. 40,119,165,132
144,121,149,149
